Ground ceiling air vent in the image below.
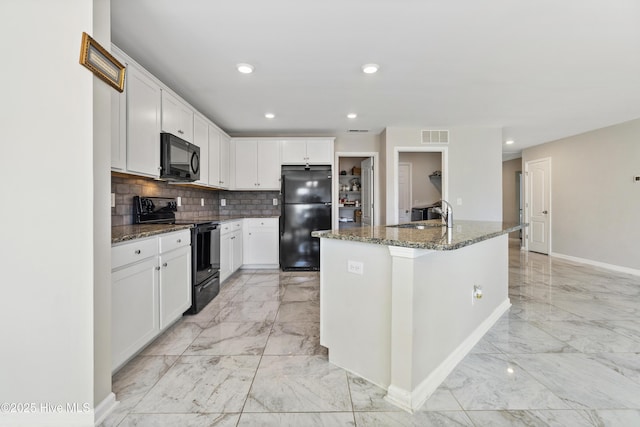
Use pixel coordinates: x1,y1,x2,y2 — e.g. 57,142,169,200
422,129,449,144
348,129,369,133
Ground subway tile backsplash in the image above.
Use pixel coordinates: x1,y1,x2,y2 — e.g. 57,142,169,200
111,174,280,225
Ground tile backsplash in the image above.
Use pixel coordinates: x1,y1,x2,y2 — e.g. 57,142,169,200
111,174,280,225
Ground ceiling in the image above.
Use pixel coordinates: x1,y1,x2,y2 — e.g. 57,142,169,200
111,0,640,158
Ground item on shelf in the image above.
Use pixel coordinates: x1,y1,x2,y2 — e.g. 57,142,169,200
352,166,361,176
339,217,355,222
340,170,347,175
355,209,362,223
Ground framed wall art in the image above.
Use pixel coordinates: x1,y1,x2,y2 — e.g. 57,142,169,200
79,32,125,92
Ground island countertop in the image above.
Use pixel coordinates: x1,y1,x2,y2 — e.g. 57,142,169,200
312,220,523,250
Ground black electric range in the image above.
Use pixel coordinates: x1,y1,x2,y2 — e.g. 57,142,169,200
133,196,220,314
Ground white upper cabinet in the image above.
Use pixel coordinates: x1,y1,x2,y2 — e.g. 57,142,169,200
111,81,127,171
111,46,233,182
161,90,194,143
193,114,209,186
281,138,334,165
126,64,161,178
219,133,230,189
233,139,280,190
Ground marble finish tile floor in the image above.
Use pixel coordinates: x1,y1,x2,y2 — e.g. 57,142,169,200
102,243,640,426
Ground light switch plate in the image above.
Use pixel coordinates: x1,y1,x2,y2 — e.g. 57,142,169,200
273,198,278,206
201,198,205,206
111,193,115,208
457,198,463,206
220,198,226,207
177,196,182,207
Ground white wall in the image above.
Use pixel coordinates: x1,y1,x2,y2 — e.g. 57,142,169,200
523,118,640,271
0,1,97,425
384,127,503,224
93,0,114,414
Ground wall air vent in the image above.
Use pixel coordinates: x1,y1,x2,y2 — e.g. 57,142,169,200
422,129,449,144
348,129,369,133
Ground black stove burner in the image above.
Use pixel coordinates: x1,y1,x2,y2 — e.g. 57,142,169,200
133,196,177,224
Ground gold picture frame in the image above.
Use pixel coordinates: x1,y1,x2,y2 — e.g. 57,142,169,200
79,32,125,92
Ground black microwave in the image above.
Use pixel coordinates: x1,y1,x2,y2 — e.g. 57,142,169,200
160,132,200,182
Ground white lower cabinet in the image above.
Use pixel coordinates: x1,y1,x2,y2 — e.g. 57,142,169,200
243,218,279,268
111,256,159,372
220,220,243,283
159,245,191,329
111,229,191,372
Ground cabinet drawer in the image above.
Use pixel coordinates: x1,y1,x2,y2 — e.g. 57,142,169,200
221,220,242,236
159,229,191,253
112,237,159,270
245,218,278,229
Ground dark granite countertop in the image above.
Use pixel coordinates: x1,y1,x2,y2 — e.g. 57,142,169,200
311,220,524,251
112,224,193,244
112,216,280,244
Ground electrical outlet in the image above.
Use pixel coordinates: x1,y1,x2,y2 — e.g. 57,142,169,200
201,198,205,206
457,198,463,206
347,260,364,275
111,193,115,208
220,198,226,207
177,196,182,207
273,198,278,206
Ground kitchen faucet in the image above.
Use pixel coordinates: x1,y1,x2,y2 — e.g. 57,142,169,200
433,199,453,229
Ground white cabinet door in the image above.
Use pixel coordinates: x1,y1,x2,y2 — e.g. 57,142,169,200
257,140,281,189
244,218,279,267
281,138,333,165
234,139,259,189
208,125,221,187
232,230,243,272
158,245,191,329
194,114,209,186
112,256,159,371
111,86,126,171
126,65,161,177
306,139,333,164
161,90,194,142
219,133,230,189
220,232,232,283
281,139,307,164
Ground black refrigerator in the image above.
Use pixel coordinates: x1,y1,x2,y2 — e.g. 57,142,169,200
280,165,332,270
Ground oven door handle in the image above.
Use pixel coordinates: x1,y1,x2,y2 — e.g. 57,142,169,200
198,225,219,233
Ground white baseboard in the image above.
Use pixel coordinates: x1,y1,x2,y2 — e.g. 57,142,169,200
550,252,640,277
94,392,118,426
385,299,511,413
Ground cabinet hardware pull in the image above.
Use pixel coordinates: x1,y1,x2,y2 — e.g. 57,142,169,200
178,130,184,134
135,249,141,254
155,266,161,270
163,262,168,267
177,239,182,243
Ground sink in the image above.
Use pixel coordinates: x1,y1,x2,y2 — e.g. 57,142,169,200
387,222,445,230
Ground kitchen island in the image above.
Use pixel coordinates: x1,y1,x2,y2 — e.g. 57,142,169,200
312,220,523,412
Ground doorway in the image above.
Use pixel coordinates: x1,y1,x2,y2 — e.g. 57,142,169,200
393,147,447,225
525,158,551,254
334,152,378,229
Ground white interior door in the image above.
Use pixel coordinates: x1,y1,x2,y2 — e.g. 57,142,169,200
398,163,412,223
527,158,550,254
361,157,374,226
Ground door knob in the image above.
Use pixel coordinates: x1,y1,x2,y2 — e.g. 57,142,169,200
542,210,548,214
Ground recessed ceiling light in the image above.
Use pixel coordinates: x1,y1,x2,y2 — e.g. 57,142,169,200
361,64,379,74
505,139,515,145
265,113,275,119
347,113,357,119
236,63,254,74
